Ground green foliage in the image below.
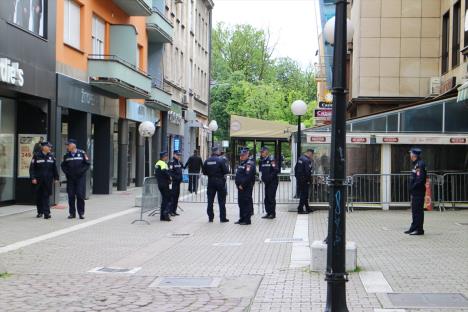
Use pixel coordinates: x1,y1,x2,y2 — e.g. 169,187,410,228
211,23,317,141
0,272,12,279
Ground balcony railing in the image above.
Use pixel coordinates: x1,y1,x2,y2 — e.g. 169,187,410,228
146,7,174,43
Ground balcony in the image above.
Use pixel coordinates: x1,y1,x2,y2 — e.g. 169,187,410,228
146,8,173,43
88,55,152,99
112,0,152,16
145,79,172,111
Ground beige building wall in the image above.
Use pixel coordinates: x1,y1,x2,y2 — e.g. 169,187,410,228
351,0,441,99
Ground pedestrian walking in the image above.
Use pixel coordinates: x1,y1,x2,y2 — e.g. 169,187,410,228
155,151,171,222
202,147,229,223
184,149,203,194
294,149,315,214
29,141,59,219
61,139,90,219
235,147,256,225
405,148,426,235
168,150,183,216
259,146,279,219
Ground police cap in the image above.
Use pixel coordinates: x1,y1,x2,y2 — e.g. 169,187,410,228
306,148,315,153
212,147,220,154
160,151,168,158
65,139,77,145
174,150,182,155
40,141,52,147
409,147,422,156
240,147,250,155
260,146,269,152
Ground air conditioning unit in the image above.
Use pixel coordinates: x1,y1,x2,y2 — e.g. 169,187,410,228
182,94,189,104
429,77,441,96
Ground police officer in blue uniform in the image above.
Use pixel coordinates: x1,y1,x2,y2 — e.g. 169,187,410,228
259,146,279,219
235,147,256,225
168,150,183,216
202,147,230,223
61,139,90,219
155,151,171,222
405,148,427,235
294,149,315,214
29,141,59,219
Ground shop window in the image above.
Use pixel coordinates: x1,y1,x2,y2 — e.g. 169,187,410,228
8,0,47,38
0,98,16,202
442,11,450,74
452,1,461,67
444,100,468,132
400,103,443,132
64,0,81,49
386,114,398,132
352,116,386,132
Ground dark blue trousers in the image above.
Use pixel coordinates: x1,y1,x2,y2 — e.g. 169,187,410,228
207,179,227,221
158,184,171,219
264,180,278,216
36,184,51,216
410,195,425,232
67,176,86,216
238,186,253,223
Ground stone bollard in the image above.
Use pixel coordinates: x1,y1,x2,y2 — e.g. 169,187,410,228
310,240,357,272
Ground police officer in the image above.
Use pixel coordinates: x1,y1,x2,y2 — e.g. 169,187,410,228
235,147,256,225
155,151,171,222
294,149,315,214
202,147,229,223
405,148,426,235
168,150,183,216
29,141,59,219
61,139,90,219
259,146,279,219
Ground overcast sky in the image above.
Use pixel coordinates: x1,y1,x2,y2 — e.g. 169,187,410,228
212,0,320,68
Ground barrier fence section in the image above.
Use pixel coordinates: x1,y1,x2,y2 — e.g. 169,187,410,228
441,173,468,210
132,177,161,224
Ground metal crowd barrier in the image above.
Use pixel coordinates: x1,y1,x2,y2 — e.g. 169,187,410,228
441,172,468,210
132,177,161,224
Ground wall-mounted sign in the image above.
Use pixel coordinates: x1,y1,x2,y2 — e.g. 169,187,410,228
126,101,158,123
307,135,329,143
382,137,399,143
376,134,468,145
314,109,332,120
350,137,367,143
450,137,467,144
0,58,24,87
318,101,333,109
169,111,183,125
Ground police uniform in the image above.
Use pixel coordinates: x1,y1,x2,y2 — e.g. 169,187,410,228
61,140,90,219
168,151,183,216
294,153,314,214
406,148,426,235
202,147,229,222
235,148,256,225
260,148,279,219
29,142,59,219
155,152,171,221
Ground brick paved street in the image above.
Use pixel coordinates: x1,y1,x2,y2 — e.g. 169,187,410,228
0,190,467,311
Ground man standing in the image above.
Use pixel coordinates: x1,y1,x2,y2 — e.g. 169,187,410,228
29,141,59,219
202,147,229,223
294,149,315,214
259,146,279,219
184,150,203,193
168,150,183,216
155,151,171,222
405,148,426,235
235,147,256,225
61,139,90,219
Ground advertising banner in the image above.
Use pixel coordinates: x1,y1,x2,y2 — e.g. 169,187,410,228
18,134,46,178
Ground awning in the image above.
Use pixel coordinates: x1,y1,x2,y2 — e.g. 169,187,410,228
457,81,468,103
230,115,294,140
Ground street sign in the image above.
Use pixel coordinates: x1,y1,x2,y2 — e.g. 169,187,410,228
318,101,333,109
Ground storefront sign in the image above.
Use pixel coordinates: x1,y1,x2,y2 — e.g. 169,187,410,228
314,109,332,120
382,137,399,143
318,101,333,109
440,77,456,94
350,137,367,143
0,58,24,87
126,101,158,123
376,134,468,145
450,137,467,144
0,134,14,178
18,134,46,178
307,135,329,143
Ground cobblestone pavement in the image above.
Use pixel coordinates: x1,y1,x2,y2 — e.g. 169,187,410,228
0,189,467,311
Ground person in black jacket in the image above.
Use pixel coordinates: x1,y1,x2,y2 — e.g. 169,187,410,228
29,141,59,219
202,147,229,223
155,151,171,221
61,139,90,219
168,150,183,216
405,148,427,235
259,146,280,219
235,147,256,225
184,150,203,194
294,149,315,214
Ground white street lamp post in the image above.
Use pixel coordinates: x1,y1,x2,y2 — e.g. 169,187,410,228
138,121,156,178
208,120,218,148
291,100,308,160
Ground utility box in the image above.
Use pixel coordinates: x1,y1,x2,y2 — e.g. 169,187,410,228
310,240,357,272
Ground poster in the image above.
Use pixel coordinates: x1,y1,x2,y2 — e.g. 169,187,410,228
18,134,46,178
0,134,15,178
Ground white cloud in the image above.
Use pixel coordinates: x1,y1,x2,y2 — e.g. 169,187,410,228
212,0,320,68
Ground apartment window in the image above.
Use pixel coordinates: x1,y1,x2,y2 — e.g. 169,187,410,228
453,1,461,67
10,0,47,38
64,0,81,49
442,11,450,74
92,15,105,56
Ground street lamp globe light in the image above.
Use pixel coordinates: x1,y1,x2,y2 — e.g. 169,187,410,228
291,100,308,116
323,17,354,45
209,120,218,132
138,121,156,138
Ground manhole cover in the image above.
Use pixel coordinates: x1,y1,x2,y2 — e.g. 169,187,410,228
387,293,468,308
265,238,304,243
149,277,221,288
167,233,193,238
89,267,141,274
212,242,242,247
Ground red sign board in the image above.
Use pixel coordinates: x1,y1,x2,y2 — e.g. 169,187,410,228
351,137,367,143
314,109,332,119
383,137,399,143
309,136,327,143
450,138,467,144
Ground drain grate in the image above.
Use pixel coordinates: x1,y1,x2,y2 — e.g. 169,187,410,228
149,277,221,288
387,293,468,308
212,242,242,247
265,238,304,243
89,267,141,274
167,233,193,238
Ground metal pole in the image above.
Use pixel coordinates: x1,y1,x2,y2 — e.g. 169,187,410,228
297,115,301,160
325,0,349,311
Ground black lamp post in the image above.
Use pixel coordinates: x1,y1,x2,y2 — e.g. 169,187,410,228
209,120,218,149
323,1,353,311
291,100,307,161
